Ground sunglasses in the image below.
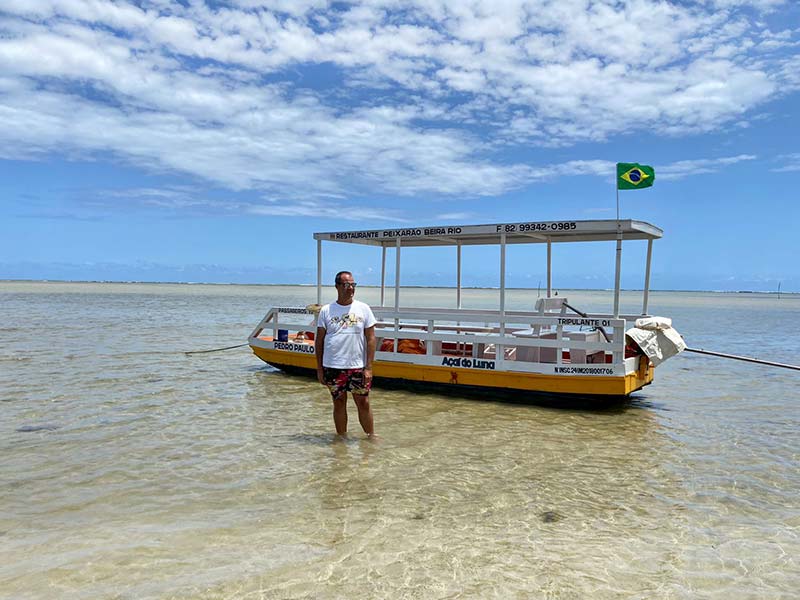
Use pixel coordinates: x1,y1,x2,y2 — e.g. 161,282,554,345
338,282,357,289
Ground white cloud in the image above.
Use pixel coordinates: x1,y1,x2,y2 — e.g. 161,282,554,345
708,0,786,9
519,156,759,184
434,212,476,220
246,200,404,221
0,0,796,203
657,155,757,179
78,155,757,219
79,184,406,221
771,153,800,172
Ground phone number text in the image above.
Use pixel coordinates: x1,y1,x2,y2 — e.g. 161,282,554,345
496,222,578,233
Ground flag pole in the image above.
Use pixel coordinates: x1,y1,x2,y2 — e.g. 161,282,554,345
613,168,622,319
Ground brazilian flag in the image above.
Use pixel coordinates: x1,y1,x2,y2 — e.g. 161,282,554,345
617,163,655,190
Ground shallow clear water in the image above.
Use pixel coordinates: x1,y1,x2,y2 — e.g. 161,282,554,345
1,282,799,598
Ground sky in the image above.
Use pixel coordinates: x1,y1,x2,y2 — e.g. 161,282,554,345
1,0,799,292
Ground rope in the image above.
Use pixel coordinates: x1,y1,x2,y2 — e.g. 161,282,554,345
184,343,249,356
685,347,800,372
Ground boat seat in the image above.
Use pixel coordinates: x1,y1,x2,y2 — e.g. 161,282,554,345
535,296,568,316
515,332,558,363
565,330,603,364
531,296,568,335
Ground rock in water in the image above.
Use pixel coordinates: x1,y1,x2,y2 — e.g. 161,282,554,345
539,510,564,523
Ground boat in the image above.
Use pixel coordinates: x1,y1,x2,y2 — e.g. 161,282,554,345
248,218,685,401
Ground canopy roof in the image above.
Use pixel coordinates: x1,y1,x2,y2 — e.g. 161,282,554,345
314,219,662,247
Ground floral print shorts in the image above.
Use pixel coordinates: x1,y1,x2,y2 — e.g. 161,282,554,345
323,367,371,397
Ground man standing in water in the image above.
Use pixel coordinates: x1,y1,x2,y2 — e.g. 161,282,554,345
315,271,377,437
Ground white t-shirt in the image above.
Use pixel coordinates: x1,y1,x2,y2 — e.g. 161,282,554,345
317,300,377,369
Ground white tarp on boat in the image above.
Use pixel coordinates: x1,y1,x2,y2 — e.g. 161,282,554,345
626,317,686,367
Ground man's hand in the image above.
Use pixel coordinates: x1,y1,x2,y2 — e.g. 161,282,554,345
315,326,326,386
364,325,376,387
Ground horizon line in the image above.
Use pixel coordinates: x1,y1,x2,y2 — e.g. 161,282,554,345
1,279,796,295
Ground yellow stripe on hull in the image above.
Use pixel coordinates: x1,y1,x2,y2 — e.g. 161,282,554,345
250,345,654,397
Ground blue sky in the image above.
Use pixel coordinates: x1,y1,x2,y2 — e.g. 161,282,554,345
1,0,799,291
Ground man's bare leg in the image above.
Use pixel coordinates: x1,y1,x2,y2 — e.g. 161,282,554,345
332,392,348,435
352,394,374,436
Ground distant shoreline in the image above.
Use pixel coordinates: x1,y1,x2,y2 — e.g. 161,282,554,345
1,279,796,295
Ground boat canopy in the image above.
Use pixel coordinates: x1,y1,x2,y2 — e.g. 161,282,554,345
313,218,662,317
313,219,662,248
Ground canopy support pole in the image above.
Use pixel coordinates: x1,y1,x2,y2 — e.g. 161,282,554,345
316,239,322,305
613,188,622,318
613,236,622,318
394,238,401,312
642,239,653,315
500,232,506,334
380,246,386,307
456,242,462,309
546,239,552,298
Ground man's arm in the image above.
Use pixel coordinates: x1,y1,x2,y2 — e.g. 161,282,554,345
315,326,327,385
364,325,376,383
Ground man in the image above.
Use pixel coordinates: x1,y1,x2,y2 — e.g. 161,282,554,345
315,271,377,437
